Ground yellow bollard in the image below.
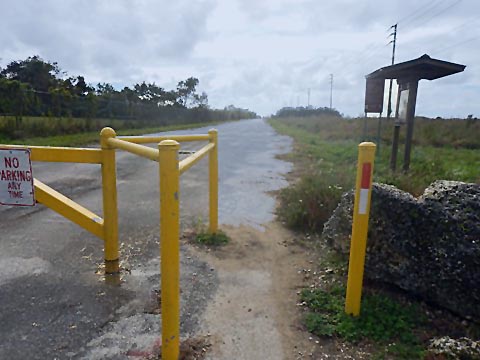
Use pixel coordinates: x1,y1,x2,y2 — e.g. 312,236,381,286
100,127,120,277
345,142,376,316
208,129,218,234
158,140,181,360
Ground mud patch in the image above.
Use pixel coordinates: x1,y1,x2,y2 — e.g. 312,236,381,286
166,336,212,360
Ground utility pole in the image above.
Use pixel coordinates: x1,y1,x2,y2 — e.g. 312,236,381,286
377,25,397,158
388,24,401,171
307,88,311,107
329,74,333,109
387,24,397,119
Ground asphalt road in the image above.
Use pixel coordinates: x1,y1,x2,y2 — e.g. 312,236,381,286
0,118,292,359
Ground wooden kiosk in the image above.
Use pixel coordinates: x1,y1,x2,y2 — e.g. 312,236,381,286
365,54,465,172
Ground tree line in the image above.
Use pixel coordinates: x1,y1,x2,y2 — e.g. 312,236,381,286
0,55,257,126
273,106,341,118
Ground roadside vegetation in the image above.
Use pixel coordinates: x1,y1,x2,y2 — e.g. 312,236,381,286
0,55,256,146
298,247,480,359
0,119,219,147
301,286,425,358
270,110,479,234
195,230,230,246
270,108,480,359
186,218,230,247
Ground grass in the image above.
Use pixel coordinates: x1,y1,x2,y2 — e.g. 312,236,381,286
0,120,219,147
278,173,347,232
273,115,480,149
299,251,480,359
195,230,230,246
299,248,428,359
301,286,425,359
272,115,480,358
270,116,480,233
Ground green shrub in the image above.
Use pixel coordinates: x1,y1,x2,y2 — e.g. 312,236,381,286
277,173,346,233
270,116,479,208
195,230,230,246
300,286,425,358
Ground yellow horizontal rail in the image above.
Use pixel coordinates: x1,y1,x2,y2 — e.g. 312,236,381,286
118,134,211,144
1,145,102,164
34,178,104,239
106,137,159,162
179,142,215,174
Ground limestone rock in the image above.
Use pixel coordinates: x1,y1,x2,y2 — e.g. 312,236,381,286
428,336,480,359
322,180,480,319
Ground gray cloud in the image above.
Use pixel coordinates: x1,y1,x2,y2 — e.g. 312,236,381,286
0,0,478,117
0,0,214,81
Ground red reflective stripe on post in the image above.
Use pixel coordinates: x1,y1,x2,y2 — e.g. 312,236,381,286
361,163,371,189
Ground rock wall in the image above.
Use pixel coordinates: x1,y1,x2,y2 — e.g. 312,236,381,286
322,180,480,319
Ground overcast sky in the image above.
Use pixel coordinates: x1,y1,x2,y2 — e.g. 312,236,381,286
1,0,478,117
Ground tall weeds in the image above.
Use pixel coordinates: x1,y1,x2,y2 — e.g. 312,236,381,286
271,116,480,233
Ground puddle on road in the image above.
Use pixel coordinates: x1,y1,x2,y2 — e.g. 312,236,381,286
151,118,292,230
216,119,292,230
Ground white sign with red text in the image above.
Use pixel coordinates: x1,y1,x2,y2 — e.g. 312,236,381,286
0,149,35,206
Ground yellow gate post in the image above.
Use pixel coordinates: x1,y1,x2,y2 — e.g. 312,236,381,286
345,142,376,316
208,129,218,233
100,127,120,276
159,140,181,360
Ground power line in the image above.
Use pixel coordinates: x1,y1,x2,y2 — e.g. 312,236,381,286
399,0,450,28
430,35,480,55
396,0,445,25
412,0,463,29
301,31,390,80
445,17,480,35
306,2,455,107
331,43,390,80
337,42,387,71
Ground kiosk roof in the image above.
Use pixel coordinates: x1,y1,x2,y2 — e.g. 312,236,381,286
366,54,465,81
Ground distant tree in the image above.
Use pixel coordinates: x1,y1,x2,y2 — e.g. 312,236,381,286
74,76,93,96
133,81,149,101
147,83,166,104
274,106,342,118
95,83,118,118
49,86,73,117
193,91,209,108
0,78,34,124
133,82,166,104
85,92,98,120
96,82,116,95
160,90,181,107
1,55,60,92
121,86,137,117
176,77,199,107
0,55,259,126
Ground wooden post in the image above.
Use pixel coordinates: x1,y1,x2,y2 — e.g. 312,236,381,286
403,80,419,172
390,82,403,172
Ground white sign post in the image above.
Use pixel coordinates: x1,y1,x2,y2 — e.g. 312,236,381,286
397,89,409,124
0,148,35,206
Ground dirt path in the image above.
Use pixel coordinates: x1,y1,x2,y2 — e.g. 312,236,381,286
187,223,321,360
